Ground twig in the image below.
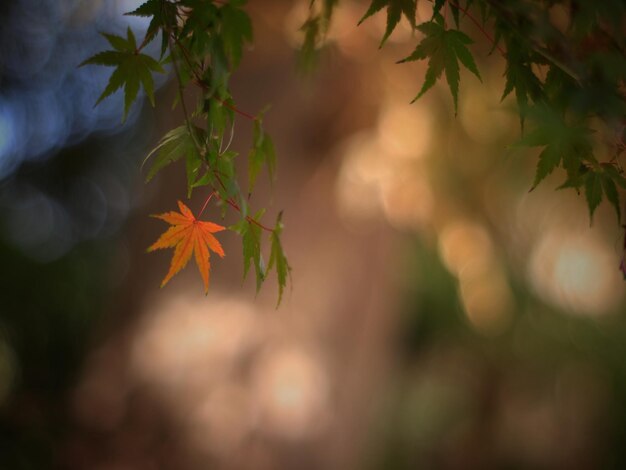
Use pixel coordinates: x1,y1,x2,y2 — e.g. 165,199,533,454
212,171,275,232
167,32,204,152
170,34,258,121
165,28,274,233
198,191,216,218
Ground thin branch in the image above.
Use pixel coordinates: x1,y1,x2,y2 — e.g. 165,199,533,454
171,33,258,121
221,98,257,120
167,32,204,151
212,171,275,232
226,198,275,232
198,191,216,218
165,29,274,233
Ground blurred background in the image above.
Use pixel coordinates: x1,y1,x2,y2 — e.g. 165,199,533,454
1,0,626,468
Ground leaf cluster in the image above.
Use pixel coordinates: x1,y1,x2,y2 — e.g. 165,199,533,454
305,0,626,227
484,0,626,221
358,0,417,47
398,14,481,114
80,27,164,121
82,0,626,295
82,0,289,303
481,1,624,223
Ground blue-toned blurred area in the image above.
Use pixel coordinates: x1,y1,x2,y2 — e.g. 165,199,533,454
0,0,164,466
0,0,155,177
0,0,167,260
2,1,626,469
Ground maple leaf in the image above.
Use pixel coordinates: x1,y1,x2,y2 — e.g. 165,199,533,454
148,201,225,293
582,166,623,223
248,114,276,194
220,0,253,67
359,0,417,47
501,38,544,127
398,14,481,113
143,125,206,198
144,126,195,182
80,27,164,122
231,209,266,292
432,0,461,28
296,0,338,71
268,212,291,307
516,104,594,190
125,0,178,57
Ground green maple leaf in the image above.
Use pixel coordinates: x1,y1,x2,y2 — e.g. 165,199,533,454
144,126,191,181
501,39,544,127
211,149,240,201
541,158,616,225
143,125,207,198
296,0,338,72
533,145,562,188
298,16,321,72
179,0,252,72
220,0,253,67
595,163,626,223
125,0,178,57
179,0,219,56
399,15,481,113
358,0,417,47
601,172,621,222
268,212,291,307
516,105,594,189
584,170,603,221
205,98,234,138
231,210,266,292
603,163,626,190
432,0,461,27
543,65,579,114
248,115,276,194
81,27,164,122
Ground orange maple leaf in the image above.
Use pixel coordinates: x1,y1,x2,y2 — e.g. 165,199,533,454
147,200,225,293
